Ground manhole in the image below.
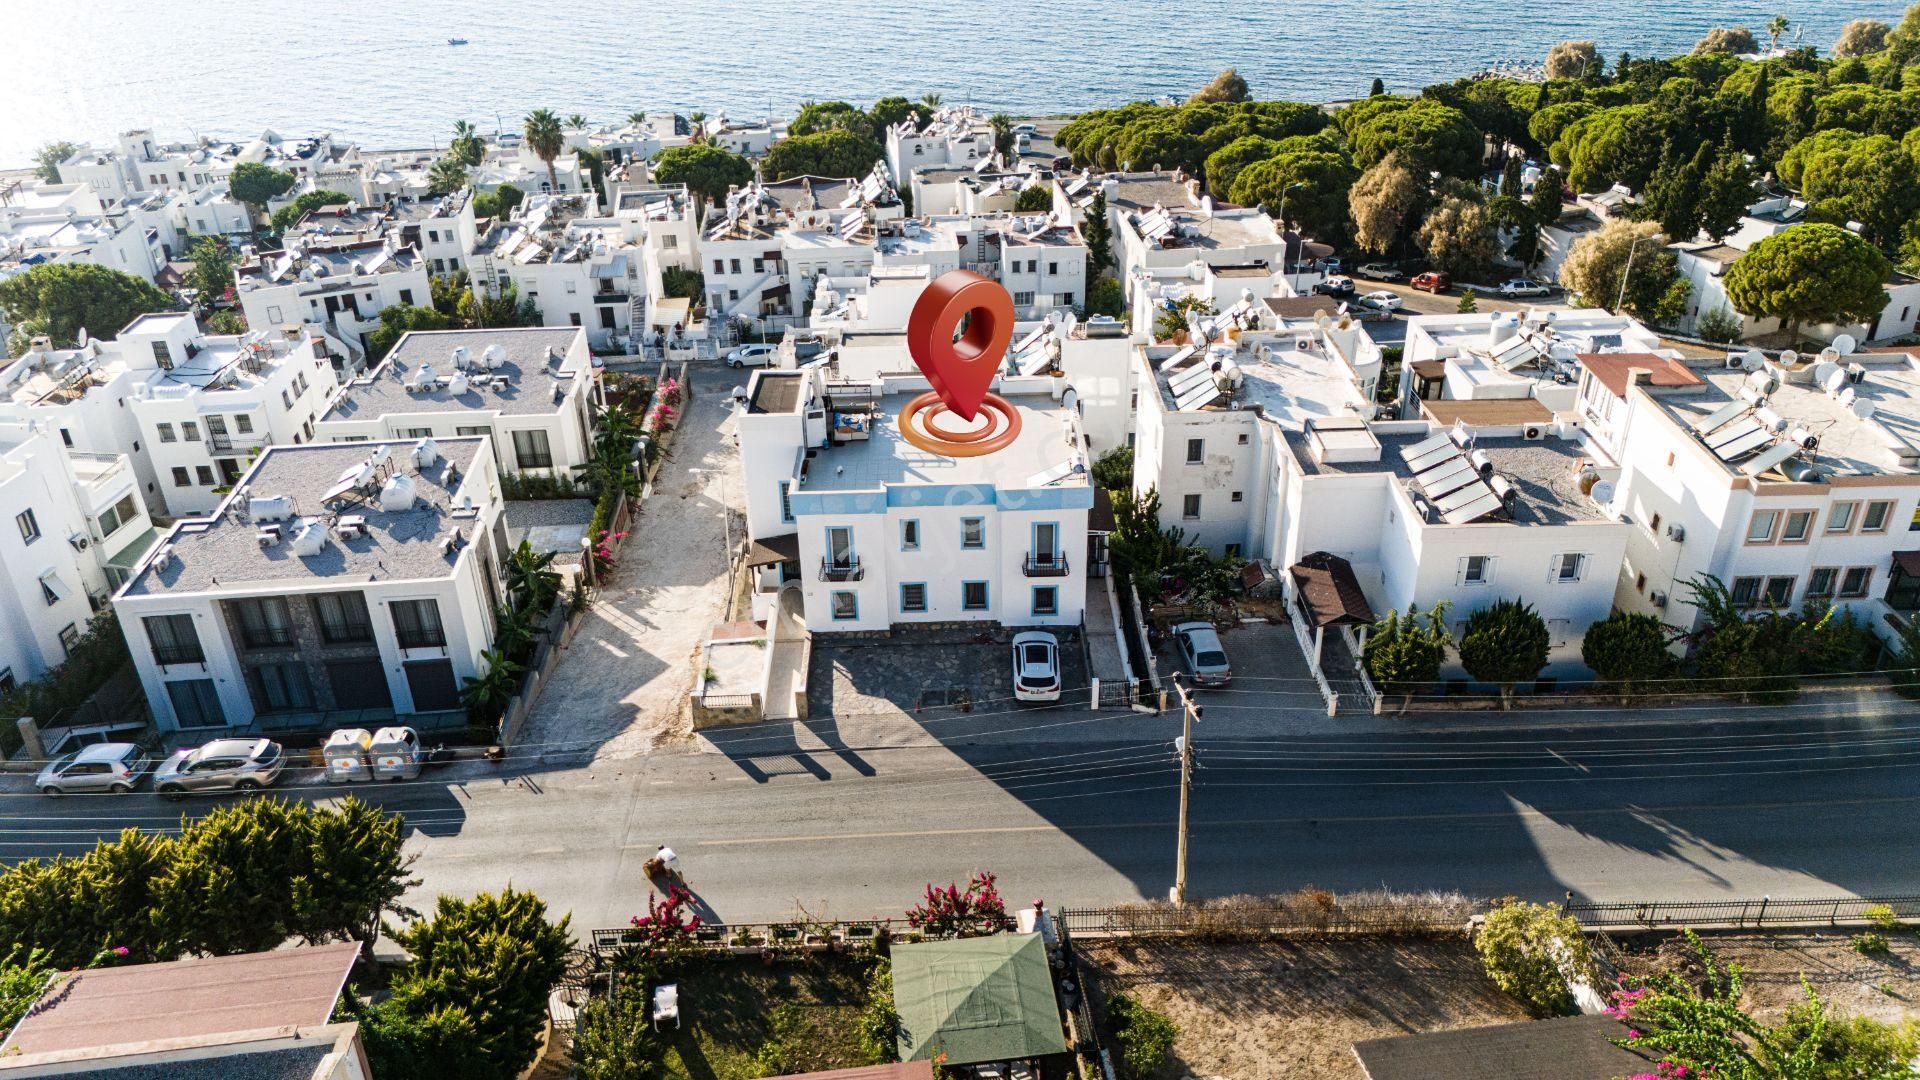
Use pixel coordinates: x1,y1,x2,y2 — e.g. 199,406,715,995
916,686,974,711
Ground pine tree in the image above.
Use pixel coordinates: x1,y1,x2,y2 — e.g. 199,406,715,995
1531,81,1551,114
1369,77,1386,97
1082,192,1114,278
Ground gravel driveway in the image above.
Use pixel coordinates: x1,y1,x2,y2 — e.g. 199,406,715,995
516,374,740,759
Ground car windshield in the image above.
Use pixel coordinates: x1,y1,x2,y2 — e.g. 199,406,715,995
1196,651,1229,668
50,752,78,770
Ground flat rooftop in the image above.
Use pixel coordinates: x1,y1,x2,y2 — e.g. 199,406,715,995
324,327,585,420
1148,333,1371,430
798,390,1084,493
121,437,487,597
1647,354,1920,478
1285,429,1609,525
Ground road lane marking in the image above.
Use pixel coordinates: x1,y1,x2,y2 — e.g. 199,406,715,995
700,823,1068,846
1546,748,1590,774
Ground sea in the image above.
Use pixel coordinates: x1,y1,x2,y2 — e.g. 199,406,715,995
1,0,1907,167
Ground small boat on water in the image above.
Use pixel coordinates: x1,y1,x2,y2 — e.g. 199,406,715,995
447,37,469,45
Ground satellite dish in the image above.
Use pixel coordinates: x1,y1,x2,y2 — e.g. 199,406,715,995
1742,348,1765,371
1779,349,1800,367
1590,480,1617,506
1313,312,1332,330
1833,334,1857,356
1813,360,1841,388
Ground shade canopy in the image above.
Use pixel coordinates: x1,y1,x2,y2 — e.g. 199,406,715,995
1289,551,1376,628
891,933,1069,1066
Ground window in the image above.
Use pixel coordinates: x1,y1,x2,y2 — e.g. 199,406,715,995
15,509,39,544
1032,586,1059,616
399,289,415,306
234,413,253,434
172,467,190,486
390,599,446,648
901,583,928,612
1806,568,1837,599
1650,512,1663,535
248,662,315,712
456,426,489,437
234,596,295,648
1047,261,1058,276
151,341,172,368
1230,491,1243,503
1827,502,1858,534
59,428,71,447
961,518,985,549
1863,500,1894,533
40,575,60,605
779,481,794,524
157,422,176,443
1182,494,1201,520
1763,576,1795,606
730,259,742,274
1459,556,1492,586
1778,509,1813,542
1185,438,1204,464
1840,567,1873,599
1731,576,1763,607
165,679,223,727
512,430,554,470
569,313,582,327
195,465,215,486
962,581,989,611
144,614,204,665
1237,433,1249,445
825,525,855,569
1032,521,1058,564
830,591,858,621
97,494,138,537
1013,291,1035,306
401,427,433,439
312,592,373,643
1635,572,1647,593
1552,553,1586,582
57,624,78,656
901,519,919,550
281,390,292,410
1746,510,1778,543
181,421,199,441
712,259,724,274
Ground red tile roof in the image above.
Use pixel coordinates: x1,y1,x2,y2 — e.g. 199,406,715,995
1578,353,1705,397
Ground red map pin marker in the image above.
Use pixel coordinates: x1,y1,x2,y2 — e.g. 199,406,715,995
906,269,1015,422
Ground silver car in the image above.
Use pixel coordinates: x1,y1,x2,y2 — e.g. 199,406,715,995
1171,621,1233,687
36,743,152,796
153,738,287,799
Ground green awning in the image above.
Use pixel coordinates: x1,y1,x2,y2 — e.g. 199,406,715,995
106,528,159,569
891,934,1068,1066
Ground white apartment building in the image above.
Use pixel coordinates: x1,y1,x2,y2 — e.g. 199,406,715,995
0,335,164,505
0,184,166,286
736,366,1094,634
701,169,903,329
471,140,588,197
114,437,506,731
1593,342,1920,646
611,183,699,273
315,327,597,481
285,192,480,279
1101,172,1288,304
57,129,361,203
883,107,995,190
0,422,155,687
119,312,341,516
468,194,646,349
909,165,1041,218
1132,307,1631,680
233,237,430,368
1399,308,1666,422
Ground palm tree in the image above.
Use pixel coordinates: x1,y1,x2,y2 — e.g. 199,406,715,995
920,92,943,110
427,155,469,195
989,112,1014,159
506,540,562,616
522,108,565,194
460,649,526,722
1766,14,1790,51
626,111,646,127
450,120,484,166
566,113,588,130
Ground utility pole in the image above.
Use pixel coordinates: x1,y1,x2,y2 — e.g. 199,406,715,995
1169,674,1201,904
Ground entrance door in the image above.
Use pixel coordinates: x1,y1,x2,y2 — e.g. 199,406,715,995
327,659,394,710
403,660,460,712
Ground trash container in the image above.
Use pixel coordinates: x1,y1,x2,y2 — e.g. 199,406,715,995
323,728,374,783
369,726,422,780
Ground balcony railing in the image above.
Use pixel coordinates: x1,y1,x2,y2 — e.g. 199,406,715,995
1023,552,1070,577
240,627,296,649
151,645,205,666
394,629,447,649
819,557,864,582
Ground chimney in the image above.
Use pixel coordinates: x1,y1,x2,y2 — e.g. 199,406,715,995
1627,366,1653,387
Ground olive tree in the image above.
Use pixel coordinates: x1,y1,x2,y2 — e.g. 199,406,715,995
1458,599,1550,709
1834,18,1891,57
1558,218,1689,325
1348,152,1424,256
1544,40,1600,80
1415,195,1499,279
1693,26,1758,54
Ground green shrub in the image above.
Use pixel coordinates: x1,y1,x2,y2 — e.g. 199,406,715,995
1865,903,1900,931
856,958,900,1064
1475,899,1593,1017
1105,991,1178,1079
1853,931,1891,956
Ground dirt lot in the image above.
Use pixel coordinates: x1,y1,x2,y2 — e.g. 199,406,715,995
1078,936,1527,1080
1606,929,1920,1027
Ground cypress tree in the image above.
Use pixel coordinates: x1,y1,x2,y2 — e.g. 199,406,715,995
1370,77,1386,97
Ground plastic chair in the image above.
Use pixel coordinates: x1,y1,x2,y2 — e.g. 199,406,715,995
652,983,680,1030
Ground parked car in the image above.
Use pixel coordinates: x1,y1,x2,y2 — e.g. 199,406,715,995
1359,290,1403,312
725,343,776,368
153,738,286,799
1355,262,1407,282
1319,257,1345,273
1498,278,1553,298
1011,631,1062,702
36,742,152,796
1013,122,1039,136
1312,275,1356,297
1171,622,1232,687
1411,271,1452,294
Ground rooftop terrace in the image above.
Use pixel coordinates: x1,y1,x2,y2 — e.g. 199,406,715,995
1284,428,1610,526
798,389,1085,493
324,328,586,420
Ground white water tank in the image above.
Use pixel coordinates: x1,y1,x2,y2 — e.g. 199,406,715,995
249,495,296,522
481,344,505,370
289,518,327,557
1487,312,1518,350
446,372,470,396
413,438,439,469
379,474,418,512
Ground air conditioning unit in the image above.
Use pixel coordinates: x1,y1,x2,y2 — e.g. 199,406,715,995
255,524,282,547
1665,523,1685,542
1649,590,1668,608
67,533,90,552
1522,425,1544,441
336,514,367,540
1725,355,1745,370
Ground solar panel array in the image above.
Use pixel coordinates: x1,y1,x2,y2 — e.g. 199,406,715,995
1492,333,1545,372
1168,360,1223,411
1139,207,1174,243
1398,433,1504,524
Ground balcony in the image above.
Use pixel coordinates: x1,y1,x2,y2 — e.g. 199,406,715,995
151,645,205,666
240,626,297,650
1023,552,1070,577
819,557,864,582
394,629,447,650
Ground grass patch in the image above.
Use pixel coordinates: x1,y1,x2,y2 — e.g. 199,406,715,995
650,952,885,1080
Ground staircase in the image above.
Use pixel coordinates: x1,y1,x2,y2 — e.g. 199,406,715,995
761,587,809,721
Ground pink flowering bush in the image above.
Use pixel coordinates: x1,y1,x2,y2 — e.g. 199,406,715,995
628,885,703,945
905,871,1015,938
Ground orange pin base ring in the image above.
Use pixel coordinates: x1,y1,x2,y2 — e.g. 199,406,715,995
898,391,1022,457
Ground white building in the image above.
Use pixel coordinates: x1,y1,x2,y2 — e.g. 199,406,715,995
114,436,506,731
315,327,596,483
1594,342,1920,646
0,334,165,505
1101,172,1287,304
736,365,1094,634
233,237,431,368
883,107,995,190
700,169,904,329
467,193,647,349
0,184,166,286
470,140,588,197
0,422,155,687
118,312,342,516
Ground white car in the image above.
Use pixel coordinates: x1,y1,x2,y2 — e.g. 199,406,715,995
1359,290,1402,312
1011,631,1062,702
1013,123,1038,136
1498,278,1553,298
725,343,777,368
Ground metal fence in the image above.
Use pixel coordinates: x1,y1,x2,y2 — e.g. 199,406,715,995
1563,895,1920,930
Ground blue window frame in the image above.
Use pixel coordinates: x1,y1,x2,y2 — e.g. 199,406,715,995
962,580,989,611
1031,521,1060,563
900,582,928,612
830,591,858,621
778,481,793,523
961,517,985,549
1032,586,1059,616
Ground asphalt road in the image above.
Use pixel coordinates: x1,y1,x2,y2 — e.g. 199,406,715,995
6,710,1920,933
